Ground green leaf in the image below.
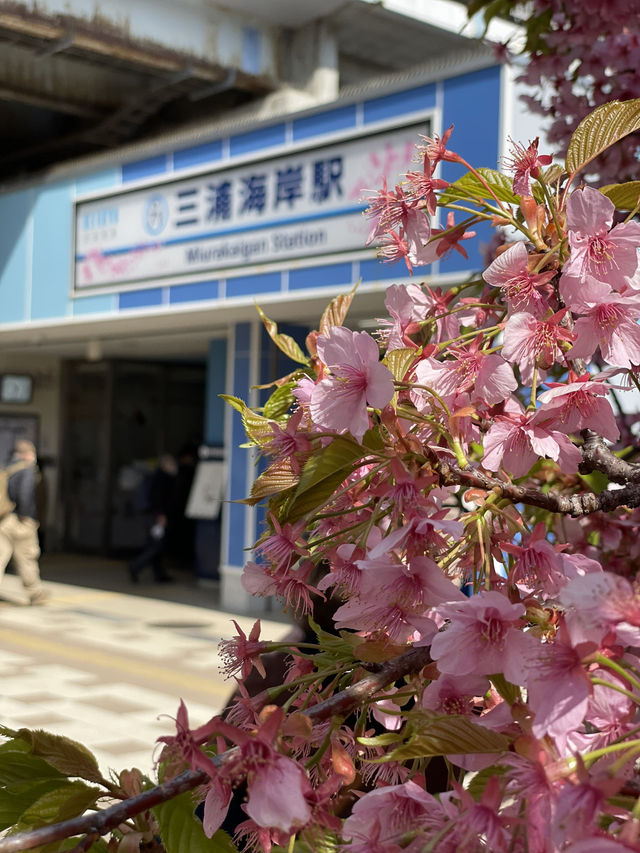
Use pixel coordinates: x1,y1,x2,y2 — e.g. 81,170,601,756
385,709,510,762
490,673,521,705
578,470,610,494
319,281,359,337
307,617,359,664
0,779,67,830
362,427,385,452
16,780,101,829
37,838,110,853
538,163,565,185
263,382,296,420
256,304,309,366
0,741,67,785
463,764,508,799
566,99,640,178
17,729,104,784
357,732,404,747
221,395,278,446
244,458,299,505
531,164,566,205
439,167,518,206
600,181,640,210
481,0,511,28
282,437,369,523
154,791,237,853
382,347,416,382
273,833,339,852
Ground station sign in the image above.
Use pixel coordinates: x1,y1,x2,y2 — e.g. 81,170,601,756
73,121,427,291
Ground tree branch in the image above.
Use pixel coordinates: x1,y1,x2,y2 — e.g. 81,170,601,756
0,646,432,853
432,454,640,517
0,770,208,853
579,430,640,484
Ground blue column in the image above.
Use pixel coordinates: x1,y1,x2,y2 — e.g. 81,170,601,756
225,322,254,571
219,321,309,612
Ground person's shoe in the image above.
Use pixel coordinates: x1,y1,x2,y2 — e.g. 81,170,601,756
155,574,175,583
28,588,51,606
127,564,139,584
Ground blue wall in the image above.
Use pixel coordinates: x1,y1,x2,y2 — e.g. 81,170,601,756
0,62,502,328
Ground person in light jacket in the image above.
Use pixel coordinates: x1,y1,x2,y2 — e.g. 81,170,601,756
0,439,49,605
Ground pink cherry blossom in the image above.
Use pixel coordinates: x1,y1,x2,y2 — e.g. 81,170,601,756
382,283,431,351
417,124,457,165
502,522,602,596
523,621,594,745
262,409,311,474
560,572,640,648
422,673,490,716
570,663,638,755
255,515,309,571
404,206,433,268
414,337,517,406
316,543,366,597
332,552,456,643
537,372,620,441
568,293,640,368
551,778,613,851
405,156,449,215
504,137,552,196
241,560,279,598
502,309,575,383
310,326,394,441
376,228,412,271
372,686,404,731
202,777,233,838
562,186,640,290
245,753,312,832
364,179,406,243
157,700,220,780
418,284,477,343
482,409,582,478
211,709,313,833
430,591,537,684
446,778,509,851
482,240,556,315
218,619,267,680
341,780,439,853
425,211,477,262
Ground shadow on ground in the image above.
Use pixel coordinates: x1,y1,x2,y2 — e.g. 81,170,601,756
34,551,222,611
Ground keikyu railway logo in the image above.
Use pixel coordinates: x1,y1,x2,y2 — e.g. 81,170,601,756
144,194,169,236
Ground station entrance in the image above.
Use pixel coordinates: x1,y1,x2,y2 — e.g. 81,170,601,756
60,359,205,560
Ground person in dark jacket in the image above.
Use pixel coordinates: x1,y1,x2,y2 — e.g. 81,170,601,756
128,454,178,583
0,439,48,605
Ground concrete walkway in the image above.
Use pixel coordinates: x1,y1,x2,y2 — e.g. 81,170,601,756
0,554,291,779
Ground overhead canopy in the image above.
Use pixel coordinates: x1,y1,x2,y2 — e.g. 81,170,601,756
0,0,505,182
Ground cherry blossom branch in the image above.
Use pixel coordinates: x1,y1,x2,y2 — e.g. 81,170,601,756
431,453,640,517
0,646,433,853
303,644,432,722
0,770,206,853
579,430,640,485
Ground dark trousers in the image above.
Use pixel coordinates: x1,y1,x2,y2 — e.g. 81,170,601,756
129,534,167,580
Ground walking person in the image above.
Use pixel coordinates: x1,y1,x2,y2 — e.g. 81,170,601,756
128,454,178,583
0,439,49,605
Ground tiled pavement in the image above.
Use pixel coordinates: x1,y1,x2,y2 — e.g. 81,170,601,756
0,561,292,779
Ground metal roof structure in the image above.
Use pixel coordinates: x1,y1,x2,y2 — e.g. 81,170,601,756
0,0,513,182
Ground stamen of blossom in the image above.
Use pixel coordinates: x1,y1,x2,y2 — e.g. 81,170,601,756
218,619,267,680
503,136,552,196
